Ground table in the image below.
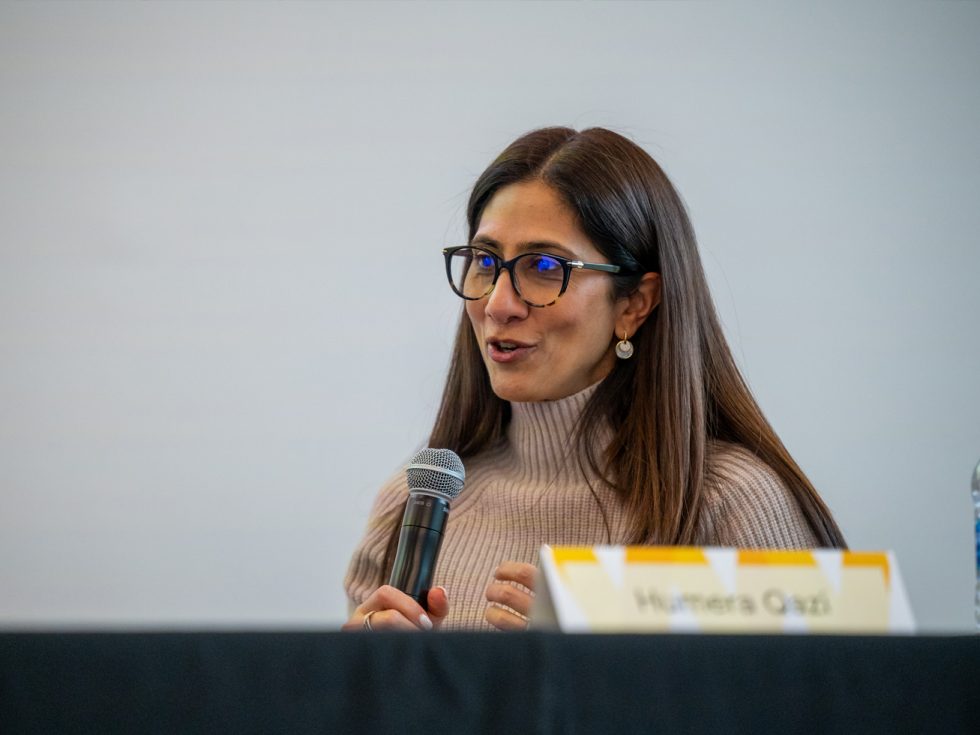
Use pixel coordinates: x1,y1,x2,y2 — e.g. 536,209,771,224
1,632,976,733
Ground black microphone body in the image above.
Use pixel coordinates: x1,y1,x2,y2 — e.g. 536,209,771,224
388,491,450,610
387,448,465,611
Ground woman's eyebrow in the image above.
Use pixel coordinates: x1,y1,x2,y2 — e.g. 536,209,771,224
519,240,576,258
470,235,501,250
470,235,576,258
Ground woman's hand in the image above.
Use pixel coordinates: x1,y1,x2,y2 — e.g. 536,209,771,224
484,562,537,631
342,585,449,632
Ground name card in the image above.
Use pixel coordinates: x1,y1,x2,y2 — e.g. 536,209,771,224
531,546,915,634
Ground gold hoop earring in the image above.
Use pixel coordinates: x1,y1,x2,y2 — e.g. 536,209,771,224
615,330,634,360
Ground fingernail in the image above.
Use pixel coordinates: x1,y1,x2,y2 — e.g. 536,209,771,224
435,585,448,601
419,613,433,630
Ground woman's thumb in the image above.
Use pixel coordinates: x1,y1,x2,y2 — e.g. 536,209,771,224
427,586,450,621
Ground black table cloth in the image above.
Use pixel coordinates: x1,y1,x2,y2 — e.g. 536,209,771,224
1,632,976,734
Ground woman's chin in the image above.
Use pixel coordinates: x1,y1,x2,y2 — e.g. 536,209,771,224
489,376,547,403
489,370,609,403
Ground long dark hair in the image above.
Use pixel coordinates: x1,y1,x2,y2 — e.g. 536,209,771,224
425,126,846,548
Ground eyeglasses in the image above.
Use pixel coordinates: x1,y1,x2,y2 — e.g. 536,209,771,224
443,245,629,308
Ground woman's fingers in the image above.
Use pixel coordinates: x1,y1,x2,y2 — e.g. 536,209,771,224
369,585,435,629
494,561,537,591
485,603,529,632
484,561,538,631
485,581,533,617
342,584,439,632
426,586,450,627
362,608,423,632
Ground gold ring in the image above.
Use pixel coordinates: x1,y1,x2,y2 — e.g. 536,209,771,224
362,610,377,631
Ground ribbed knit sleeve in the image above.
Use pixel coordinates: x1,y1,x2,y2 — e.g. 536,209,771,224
343,470,408,610
698,442,818,549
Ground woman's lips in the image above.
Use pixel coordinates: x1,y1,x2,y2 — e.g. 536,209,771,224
487,341,535,364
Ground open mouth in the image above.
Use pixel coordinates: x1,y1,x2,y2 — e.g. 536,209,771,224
487,339,533,362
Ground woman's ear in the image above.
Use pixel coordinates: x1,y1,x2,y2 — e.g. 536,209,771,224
616,272,661,337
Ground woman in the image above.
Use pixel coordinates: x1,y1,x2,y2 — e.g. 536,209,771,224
343,127,846,633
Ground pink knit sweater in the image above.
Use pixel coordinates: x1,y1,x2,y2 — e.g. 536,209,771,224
344,384,818,631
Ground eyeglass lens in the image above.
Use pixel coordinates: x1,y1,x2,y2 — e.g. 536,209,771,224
448,247,566,306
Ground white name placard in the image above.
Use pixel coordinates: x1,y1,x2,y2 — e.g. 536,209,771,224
531,546,915,634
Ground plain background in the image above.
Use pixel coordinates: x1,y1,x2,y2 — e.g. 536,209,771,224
1,1,978,632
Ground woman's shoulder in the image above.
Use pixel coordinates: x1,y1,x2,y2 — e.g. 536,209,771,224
698,441,818,549
366,467,410,519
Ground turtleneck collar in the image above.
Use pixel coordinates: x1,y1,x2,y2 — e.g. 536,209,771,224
506,381,604,481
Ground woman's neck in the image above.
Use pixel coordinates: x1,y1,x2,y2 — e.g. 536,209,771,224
506,381,604,481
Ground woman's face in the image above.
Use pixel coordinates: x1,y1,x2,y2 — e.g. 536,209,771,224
466,179,627,402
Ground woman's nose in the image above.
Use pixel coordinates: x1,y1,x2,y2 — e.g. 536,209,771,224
485,269,528,322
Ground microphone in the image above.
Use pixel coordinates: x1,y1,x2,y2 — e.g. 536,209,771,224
388,448,465,611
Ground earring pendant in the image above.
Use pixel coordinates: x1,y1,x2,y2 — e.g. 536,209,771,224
615,336,634,360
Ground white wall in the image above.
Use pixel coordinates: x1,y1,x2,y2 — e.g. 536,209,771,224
1,1,977,631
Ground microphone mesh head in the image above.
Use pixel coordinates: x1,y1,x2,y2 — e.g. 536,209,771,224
406,448,465,499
